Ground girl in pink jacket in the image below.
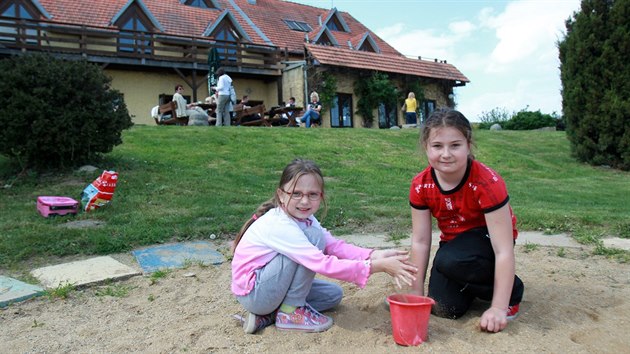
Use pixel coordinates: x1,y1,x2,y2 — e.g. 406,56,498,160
231,159,417,334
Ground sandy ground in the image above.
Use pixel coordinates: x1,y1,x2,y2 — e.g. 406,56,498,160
1,242,629,354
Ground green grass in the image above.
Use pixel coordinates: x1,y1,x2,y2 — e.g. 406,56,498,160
1,126,629,270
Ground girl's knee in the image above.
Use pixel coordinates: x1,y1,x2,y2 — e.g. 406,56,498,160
432,301,468,319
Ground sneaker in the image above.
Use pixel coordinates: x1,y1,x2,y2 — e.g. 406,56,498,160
243,311,276,334
275,304,333,332
296,117,302,126
506,303,520,321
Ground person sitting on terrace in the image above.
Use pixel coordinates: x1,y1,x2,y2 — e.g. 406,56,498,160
281,96,297,126
297,92,321,128
172,84,209,126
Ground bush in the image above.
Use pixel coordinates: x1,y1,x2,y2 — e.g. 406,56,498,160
0,54,133,170
477,107,511,130
504,109,558,130
477,107,563,131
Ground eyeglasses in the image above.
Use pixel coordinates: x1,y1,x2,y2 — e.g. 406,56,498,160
281,189,322,201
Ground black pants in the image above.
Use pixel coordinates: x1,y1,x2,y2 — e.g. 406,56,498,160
428,228,524,319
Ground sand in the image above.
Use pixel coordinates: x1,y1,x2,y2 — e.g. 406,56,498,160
1,243,629,353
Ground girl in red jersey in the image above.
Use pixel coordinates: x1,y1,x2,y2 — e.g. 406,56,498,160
409,108,524,333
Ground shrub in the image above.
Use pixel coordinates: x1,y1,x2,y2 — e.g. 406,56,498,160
0,53,133,170
477,107,511,130
504,109,558,130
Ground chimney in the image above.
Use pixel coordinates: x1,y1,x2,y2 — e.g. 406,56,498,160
347,40,352,49
318,15,322,26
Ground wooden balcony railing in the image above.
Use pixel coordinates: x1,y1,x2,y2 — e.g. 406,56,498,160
0,17,283,75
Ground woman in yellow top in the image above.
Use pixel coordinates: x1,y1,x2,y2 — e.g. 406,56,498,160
403,92,418,124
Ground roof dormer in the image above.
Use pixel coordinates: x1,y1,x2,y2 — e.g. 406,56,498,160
111,0,164,32
111,0,163,54
0,0,51,20
356,32,380,53
323,8,350,33
313,26,338,46
180,0,220,10
203,10,251,42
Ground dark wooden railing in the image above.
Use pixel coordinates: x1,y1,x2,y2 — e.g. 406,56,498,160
0,17,283,75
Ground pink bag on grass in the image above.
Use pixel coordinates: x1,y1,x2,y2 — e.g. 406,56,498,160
80,170,118,212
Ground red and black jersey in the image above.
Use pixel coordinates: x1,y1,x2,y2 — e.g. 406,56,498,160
409,159,518,242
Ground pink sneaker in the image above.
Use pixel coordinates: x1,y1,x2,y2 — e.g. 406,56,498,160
243,311,276,334
275,304,333,332
506,303,520,321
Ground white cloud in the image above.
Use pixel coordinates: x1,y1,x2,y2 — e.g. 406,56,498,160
374,0,581,119
483,0,579,70
449,21,475,35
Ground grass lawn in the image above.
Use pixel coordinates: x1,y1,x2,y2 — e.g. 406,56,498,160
1,126,628,270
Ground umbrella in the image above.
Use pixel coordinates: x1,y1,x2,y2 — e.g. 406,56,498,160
207,47,220,94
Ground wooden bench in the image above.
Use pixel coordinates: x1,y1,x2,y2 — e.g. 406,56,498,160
233,104,269,126
266,106,303,126
155,101,189,126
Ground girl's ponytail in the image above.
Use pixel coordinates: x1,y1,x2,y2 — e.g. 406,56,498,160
232,198,277,253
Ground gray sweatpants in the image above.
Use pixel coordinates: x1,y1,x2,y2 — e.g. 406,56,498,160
236,227,343,316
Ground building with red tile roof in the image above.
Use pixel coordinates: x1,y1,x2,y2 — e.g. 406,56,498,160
1,0,468,127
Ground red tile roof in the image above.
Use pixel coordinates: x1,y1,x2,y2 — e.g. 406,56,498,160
305,44,470,83
31,0,467,82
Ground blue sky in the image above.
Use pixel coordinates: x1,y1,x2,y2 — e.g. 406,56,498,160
289,0,582,121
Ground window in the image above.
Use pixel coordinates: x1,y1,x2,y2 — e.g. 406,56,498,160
316,32,334,46
210,22,239,61
284,20,312,32
183,0,217,9
114,7,153,55
420,100,436,125
330,94,353,128
0,0,38,44
358,41,375,52
326,17,344,32
378,102,397,129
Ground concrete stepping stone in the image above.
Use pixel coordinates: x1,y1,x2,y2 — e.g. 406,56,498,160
30,256,141,289
131,241,225,273
0,276,44,307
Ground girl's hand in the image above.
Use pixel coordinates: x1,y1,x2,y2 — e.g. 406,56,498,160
370,249,408,260
479,307,508,333
371,256,417,288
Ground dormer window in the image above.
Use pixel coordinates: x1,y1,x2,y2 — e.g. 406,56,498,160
358,41,374,52
316,32,333,46
1,0,37,19
323,8,349,33
113,5,154,54
326,17,342,32
0,0,40,43
210,21,239,60
182,0,219,9
284,20,312,32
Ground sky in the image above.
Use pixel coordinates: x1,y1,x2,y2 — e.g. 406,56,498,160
288,0,582,121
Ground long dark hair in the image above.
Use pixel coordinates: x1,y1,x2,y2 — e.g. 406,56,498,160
232,159,327,253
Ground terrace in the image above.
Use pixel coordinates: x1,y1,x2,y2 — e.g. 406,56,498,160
0,17,283,76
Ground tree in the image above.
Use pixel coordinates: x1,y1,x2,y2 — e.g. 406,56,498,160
558,0,630,170
0,54,133,170
354,72,398,127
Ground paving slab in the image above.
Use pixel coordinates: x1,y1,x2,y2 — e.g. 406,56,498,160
0,276,44,308
131,241,225,274
516,231,583,248
603,237,630,251
338,231,582,249
30,256,141,289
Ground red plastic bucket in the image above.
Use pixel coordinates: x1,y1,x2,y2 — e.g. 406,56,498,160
387,294,435,346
